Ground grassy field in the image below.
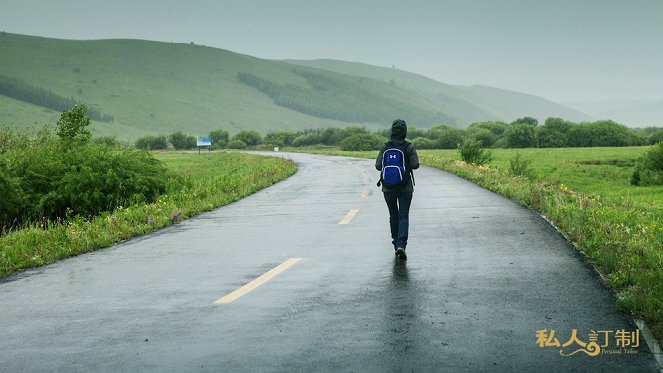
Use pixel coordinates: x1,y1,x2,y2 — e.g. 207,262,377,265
0,151,296,277
423,147,662,210
299,146,663,345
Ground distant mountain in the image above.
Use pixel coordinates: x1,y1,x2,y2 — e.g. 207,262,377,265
285,59,592,124
563,100,663,127
1,32,592,141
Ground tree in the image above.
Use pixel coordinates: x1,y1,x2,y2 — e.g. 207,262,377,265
567,120,632,147
631,142,663,186
339,133,384,151
226,139,247,149
467,128,497,148
426,125,465,149
57,104,91,145
505,124,536,148
169,131,196,150
264,131,296,147
411,137,435,149
467,121,509,136
135,135,168,150
536,126,568,148
511,116,538,126
543,117,574,133
649,130,663,145
209,129,229,149
232,130,262,146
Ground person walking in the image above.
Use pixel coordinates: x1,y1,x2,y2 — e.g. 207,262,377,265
376,119,419,260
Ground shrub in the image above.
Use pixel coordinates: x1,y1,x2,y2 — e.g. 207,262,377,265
536,127,568,148
427,125,465,149
467,128,497,148
567,121,632,147
467,121,509,136
232,130,262,146
1,129,170,228
339,133,384,151
631,142,663,186
509,152,533,178
209,129,229,149
135,135,168,150
169,131,196,150
505,123,536,148
458,137,492,165
56,104,91,145
411,137,435,149
93,136,122,147
226,139,248,149
648,130,663,145
510,116,538,126
38,145,169,219
264,131,296,147
292,133,325,147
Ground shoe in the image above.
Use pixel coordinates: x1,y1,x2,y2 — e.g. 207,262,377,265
395,247,407,260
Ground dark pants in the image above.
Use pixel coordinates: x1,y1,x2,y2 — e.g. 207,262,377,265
383,190,413,250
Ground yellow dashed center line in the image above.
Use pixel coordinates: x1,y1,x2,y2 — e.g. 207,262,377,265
214,258,302,304
339,209,359,225
361,189,370,198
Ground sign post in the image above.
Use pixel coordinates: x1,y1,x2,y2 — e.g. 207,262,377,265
196,137,212,154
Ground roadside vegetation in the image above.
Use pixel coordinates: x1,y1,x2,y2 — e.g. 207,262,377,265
140,116,663,154
302,145,663,345
0,107,296,277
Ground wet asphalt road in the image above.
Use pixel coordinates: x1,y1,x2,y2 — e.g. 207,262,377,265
0,152,660,372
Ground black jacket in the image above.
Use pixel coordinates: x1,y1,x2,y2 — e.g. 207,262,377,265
375,140,419,192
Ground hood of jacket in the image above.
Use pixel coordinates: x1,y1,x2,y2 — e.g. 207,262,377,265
390,119,407,141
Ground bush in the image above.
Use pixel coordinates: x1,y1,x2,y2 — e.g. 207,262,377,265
93,136,122,147
505,123,536,148
428,125,465,149
339,133,384,151
648,130,663,145
292,133,325,147
0,129,170,228
631,142,663,186
226,139,247,149
467,121,509,136
264,131,296,147
567,121,632,147
135,135,168,150
411,137,435,149
536,126,568,148
509,152,533,178
467,128,497,148
232,130,262,146
56,104,91,145
458,137,492,165
39,145,169,219
511,116,538,126
169,131,196,150
209,129,229,149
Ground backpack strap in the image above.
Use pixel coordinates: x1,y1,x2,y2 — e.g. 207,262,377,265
377,142,390,187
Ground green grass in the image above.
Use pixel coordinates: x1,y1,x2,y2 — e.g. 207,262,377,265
0,151,296,277
298,146,663,346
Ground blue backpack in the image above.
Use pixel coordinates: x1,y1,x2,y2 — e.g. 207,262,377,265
379,141,411,188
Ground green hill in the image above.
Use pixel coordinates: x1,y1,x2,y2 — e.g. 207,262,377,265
1,33,591,141
285,59,593,124
0,33,455,140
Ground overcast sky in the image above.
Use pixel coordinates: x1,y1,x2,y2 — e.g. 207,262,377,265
2,0,662,102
